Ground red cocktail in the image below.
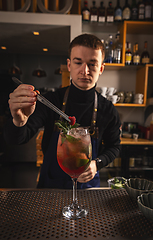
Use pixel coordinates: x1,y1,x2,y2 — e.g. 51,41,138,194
57,127,92,219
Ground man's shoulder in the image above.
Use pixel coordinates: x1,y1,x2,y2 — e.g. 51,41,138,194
97,92,113,107
97,92,118,115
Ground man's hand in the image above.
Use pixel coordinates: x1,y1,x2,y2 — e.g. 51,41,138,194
77,160,97,183
9,84,37,127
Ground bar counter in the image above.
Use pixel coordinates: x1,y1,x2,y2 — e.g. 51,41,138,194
0,188,153,240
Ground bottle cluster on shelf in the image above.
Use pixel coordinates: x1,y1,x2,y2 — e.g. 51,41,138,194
125,40,150,65
103,31,122,63
82,0,153,23
102,31,151,65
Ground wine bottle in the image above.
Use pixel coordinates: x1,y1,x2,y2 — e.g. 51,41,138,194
122,0,131,20
98,1,106,23
113,31,122,63
131,0,138,20
144,0,152,21
133,43,140,65
141,41,150,64
114,0,122,22
106,1,114,23
82,1,90,22
90,1,98,22
125,42,132,65
138,0,145,20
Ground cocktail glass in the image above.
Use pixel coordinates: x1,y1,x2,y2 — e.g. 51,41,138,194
57,127,92,219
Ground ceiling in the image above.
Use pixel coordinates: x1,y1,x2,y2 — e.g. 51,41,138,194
0,22,70,56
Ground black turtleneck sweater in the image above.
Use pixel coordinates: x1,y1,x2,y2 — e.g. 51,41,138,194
4,82,121,170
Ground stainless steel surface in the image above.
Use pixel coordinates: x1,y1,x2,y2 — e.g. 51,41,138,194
0,189,153,240
12,77,71,122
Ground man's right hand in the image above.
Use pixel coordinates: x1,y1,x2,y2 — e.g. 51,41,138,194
8,84,38,127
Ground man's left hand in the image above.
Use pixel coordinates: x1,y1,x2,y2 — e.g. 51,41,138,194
77,160,97,183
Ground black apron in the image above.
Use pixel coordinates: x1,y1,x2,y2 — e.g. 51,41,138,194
37,88,100,189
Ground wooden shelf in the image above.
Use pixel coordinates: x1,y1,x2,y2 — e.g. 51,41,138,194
120,137,153,145
104,63,124,70
82,21,122,33
129,167,153,171
104,63,153,71
115,103,145,107
125,21,153,35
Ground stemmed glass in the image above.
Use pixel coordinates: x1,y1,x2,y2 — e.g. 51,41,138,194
57,127,92,219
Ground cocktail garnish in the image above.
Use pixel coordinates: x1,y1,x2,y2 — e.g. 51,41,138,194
55,117,80,143
111,177,126,189
68,116,76,125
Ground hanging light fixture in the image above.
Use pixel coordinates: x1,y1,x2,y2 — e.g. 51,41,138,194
9,55,22,75
9,64,22,75
32,67,47,77
32,57,47,78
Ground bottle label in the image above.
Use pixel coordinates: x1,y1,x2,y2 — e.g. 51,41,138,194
139,4,145,12
107,16,114,22
114,49,121,63
145,6,152,19
91,15,98,22
132,8,137,19
123,8,131,19
139,4,145,19
125,53,132,63
142,57,150,64
115,9,122,20
133,55,140,64
82,10,90,20
117,49,121,62
139,14,144,19
98,16,105,22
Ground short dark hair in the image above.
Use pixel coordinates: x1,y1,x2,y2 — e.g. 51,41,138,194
68,33,105,62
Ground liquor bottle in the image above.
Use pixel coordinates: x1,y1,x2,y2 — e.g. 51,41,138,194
90,1,98,22
104,35,113,63
133,43,140,65
132,44,136,64
108,35,114,63
150,114,153,141
104,40,109,62
114,0,122,22
138,0,145,20
125,42,132,65
113,31,122,63
122,0,131,20
144,0,152,20
141,41,150,64
131,0,138,20
106,1,114,23
98,1,106,23
82,1,90,22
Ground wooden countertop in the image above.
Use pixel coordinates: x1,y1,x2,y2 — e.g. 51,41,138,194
121,137,153,145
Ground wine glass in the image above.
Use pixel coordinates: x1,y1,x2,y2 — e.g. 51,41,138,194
57,127,92,219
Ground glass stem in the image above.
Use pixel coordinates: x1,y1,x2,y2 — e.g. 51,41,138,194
72,178,78,207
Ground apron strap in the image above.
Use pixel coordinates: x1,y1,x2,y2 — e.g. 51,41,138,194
62,87,70,113
91,91,98,128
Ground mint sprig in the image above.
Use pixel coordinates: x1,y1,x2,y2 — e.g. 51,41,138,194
55,120,80,143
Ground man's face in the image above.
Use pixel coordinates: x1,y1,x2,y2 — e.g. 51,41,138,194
67,46,104,91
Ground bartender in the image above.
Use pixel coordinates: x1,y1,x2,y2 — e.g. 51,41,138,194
4,33,121,189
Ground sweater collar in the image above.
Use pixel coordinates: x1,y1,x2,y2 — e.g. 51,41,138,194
69,81,96,103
